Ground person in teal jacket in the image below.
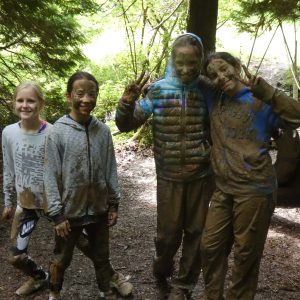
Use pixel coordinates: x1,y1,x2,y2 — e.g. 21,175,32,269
116,33,214,300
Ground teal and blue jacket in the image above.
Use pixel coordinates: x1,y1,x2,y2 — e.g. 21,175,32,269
116,33,211,182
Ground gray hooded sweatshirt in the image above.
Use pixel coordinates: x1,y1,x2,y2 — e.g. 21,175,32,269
44,115,120,224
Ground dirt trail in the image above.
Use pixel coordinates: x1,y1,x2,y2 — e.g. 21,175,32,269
0,146,299,299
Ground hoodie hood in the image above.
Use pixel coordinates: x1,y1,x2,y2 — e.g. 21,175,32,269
164,33,204,86
55,115,98,131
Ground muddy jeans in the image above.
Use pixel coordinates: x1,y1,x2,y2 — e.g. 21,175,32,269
201,188,275,300
154,175,214,291
49,216,113,293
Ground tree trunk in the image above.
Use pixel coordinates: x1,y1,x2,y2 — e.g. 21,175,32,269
187,0,218,57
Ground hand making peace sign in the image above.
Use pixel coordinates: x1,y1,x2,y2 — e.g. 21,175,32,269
122,71,150,104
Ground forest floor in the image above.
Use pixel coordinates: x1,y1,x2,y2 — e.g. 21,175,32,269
0,144,300,300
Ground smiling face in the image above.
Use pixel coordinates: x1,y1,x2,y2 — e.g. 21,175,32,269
173,46,201,84
206,58,245,96
67,78,98,123
15,87,43,122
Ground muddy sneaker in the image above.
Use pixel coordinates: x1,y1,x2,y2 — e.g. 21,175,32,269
15,273,48,296
167,287,191,300
103,289,117,300
110,272,133,296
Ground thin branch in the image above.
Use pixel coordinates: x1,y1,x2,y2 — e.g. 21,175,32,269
150,16,179,75
280,22,300,90
217,19,229,30
152,0,185,30
0,33,27,50
4,49,37,64
152,11,167,32
247,16,262,68
118,0,137,76
140,0,147,48
117,0,138,17
0,72,16,87
254,23,279,77
0,56,22,81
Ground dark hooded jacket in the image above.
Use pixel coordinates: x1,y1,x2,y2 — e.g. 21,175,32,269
116,33,211,182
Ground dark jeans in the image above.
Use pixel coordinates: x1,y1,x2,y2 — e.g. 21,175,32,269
49,216,113,293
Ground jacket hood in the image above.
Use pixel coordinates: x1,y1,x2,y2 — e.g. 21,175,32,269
164,33,204,86
55,115,98,131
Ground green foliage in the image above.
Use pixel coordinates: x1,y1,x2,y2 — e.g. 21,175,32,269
96,0,187,79
84,0,188,148
0,0,98,126
136,121,153,147
218,0,240,28
87,53,136,120
106,119,135,145
230,0,300,33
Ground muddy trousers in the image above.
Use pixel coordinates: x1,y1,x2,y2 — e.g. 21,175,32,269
201,188,275,300
9,208,47,280
49,217,113,293
154,176,213,291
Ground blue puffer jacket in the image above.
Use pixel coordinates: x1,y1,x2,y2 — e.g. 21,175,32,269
116,33,211,182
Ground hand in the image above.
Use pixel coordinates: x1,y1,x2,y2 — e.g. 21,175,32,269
107,209,118,227
2,207,12,220
241,65,259,88
55,220,71,239
122,71,150,103
242,65,275,103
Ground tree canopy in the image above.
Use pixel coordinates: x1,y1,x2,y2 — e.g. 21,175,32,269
0,0,98,125
0,0,298,129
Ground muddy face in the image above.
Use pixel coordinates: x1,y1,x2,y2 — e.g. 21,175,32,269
206,58,244,97
67,79,97,123
173,46,201,84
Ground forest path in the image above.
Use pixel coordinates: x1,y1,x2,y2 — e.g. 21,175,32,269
0,146,299,299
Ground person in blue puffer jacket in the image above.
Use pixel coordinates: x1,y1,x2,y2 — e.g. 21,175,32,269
116,33,214,300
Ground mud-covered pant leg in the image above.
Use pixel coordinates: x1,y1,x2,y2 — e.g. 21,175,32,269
76,228,115,279
154,178,185,278
83,218,112,292
201,189,234,300
9,208,46,280
49,227,82,293
226,193,275,300
173,176,213,291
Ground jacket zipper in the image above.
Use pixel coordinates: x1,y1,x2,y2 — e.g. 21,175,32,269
181,87,186,165
85,126,92,215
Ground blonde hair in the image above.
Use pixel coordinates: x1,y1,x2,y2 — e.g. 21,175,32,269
13,81,45,106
